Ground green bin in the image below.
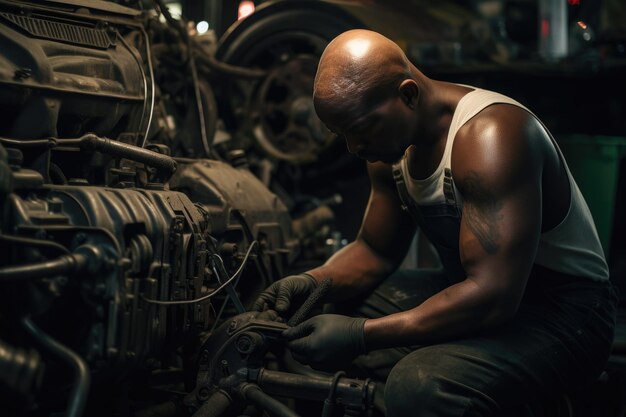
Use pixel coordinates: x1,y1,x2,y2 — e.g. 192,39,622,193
556,135,626,255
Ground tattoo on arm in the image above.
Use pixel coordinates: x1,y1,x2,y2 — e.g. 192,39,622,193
461,172,503,254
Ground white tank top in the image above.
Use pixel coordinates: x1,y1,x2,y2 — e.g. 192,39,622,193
393,87,609,281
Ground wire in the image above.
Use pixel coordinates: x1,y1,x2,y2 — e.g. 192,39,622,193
140,26,156,148
207,262,245,334
151,0,218,159
117,32,149,146
142,241,258,306
187,37,212,159
322,371,345,417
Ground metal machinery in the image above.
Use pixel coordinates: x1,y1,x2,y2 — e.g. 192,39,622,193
0,0,379,416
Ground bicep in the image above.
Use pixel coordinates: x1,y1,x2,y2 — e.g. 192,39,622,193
459,175,541,302
455,108,544,311
358,162,417,264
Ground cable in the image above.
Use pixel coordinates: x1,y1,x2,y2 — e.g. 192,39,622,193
142,241,258,306
210,253,246,313
207,260,247,335
151,0,219,159
322,371,345,417
117,32,149,146
140,26,156,148
189,45,212,159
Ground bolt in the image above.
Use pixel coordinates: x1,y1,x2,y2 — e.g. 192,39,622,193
236,334,252,354
236,332,262,355
198,387,210,399
227,320,238,334
220,360,230,376
74,232,87,245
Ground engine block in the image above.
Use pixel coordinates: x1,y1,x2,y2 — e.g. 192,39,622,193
0,1,301,414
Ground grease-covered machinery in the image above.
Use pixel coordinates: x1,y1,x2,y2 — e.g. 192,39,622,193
0,1,302,415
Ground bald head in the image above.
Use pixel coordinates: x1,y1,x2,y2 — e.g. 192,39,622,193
313,30,413,122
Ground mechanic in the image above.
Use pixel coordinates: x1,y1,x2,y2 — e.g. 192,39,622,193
253,29,618,416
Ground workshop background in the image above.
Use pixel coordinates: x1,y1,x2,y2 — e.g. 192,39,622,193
0,0,625,416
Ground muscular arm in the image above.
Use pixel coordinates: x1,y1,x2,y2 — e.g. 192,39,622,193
307,161,416,301
364,105,545,349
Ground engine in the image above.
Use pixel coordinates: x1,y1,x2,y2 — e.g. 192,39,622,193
0,1,301,415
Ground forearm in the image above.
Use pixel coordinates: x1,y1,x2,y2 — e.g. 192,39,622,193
364,277,516,350
306,238,399,301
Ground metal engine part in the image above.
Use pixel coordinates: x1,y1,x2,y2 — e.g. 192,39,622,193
0,0,152,144
188,311,375,417
0,1,300,415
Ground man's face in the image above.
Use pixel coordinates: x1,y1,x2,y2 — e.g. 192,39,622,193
319,95,415,165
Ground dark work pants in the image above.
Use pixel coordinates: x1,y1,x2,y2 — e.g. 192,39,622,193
340,267,619,417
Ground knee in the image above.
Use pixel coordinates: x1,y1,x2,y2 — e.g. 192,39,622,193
384,354,444,417
384,347,478,417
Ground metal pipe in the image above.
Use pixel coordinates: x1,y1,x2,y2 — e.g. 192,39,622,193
257,369,375,410
258,369,336,402
22,317,90,417
0,338,44,397
0,137,57,148
239,383,300,417
192,390,232,417
0,252,87,282
0,134,177,177
77,134,176,177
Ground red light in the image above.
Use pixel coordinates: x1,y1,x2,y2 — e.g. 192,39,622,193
238,1,255,20
567,0,580,5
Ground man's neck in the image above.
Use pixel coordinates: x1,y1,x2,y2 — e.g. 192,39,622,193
406,81,472,180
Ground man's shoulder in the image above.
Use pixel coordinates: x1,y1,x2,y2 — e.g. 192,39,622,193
451,103,546,194
455,103,538,146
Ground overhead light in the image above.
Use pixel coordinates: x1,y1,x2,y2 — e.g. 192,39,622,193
196,21,209,34
238,1,255,20
158,2,182,23
166,3,182,19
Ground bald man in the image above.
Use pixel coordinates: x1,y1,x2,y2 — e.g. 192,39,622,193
253,30,617,416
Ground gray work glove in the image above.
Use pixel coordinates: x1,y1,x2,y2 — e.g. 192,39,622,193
252,273,318,317
283,314,367,372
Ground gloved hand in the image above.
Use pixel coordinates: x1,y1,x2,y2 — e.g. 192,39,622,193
251,273,318,317
283,314,367,371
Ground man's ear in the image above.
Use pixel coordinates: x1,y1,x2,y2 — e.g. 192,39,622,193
399,79,419,109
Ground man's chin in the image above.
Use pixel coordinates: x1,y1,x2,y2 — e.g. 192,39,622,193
378,155,403,165
361,153,402,165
